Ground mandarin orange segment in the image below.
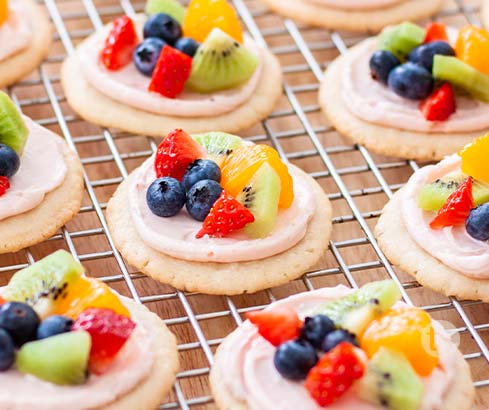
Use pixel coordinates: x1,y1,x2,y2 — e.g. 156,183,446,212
183,0,243,43
0,0,8,26
360,307,439,377
455,25,489,75
459,133,489,182
221,144,294,208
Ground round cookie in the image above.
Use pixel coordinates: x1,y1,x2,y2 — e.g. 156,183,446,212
319,40,482,161
0,0,52,88
258,0,443,33
106,165,332,295
375,189,489,303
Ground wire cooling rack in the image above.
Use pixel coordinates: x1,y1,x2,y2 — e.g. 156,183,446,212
1,0,488,408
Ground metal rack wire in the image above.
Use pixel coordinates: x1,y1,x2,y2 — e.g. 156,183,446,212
2,0,488,408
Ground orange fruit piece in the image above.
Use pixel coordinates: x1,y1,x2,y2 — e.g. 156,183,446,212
455,25,489,75
459,133,489,183
54,276,130,319
183,0,243,43
0,0,8,26
221,144,294,208
360,307,439,377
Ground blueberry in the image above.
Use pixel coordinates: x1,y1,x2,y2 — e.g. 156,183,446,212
146,177,186,217
36,315,74,340
133,37,166,76
274,339,318,380
0,328,14,371
143,13,182,45
321,329,358,352
174,37,200,58
182,159,221,191
186,179,223,221
466,203,489,241
0,144,20,178
0,302,40,347
300,315,336,349
408,41,455,72
369,50,400,85
387,62,434,100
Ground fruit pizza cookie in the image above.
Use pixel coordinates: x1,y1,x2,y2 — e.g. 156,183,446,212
321,22,489,161
211,280,474,410
0,0,51,88
62,0,282,137
0,92,83,253
106,129,332,295
0,250,179,409
258,0,443,33
376,134,489,302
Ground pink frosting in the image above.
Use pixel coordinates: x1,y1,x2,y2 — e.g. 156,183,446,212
307,0,405,10
401,154,489,278
219,286,457,410
0,0,31,62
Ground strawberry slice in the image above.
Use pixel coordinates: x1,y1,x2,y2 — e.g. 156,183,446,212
419,83,456,122
196,191,255,238
430,177,474,229
246,307,302,347
154,129,203,180
0,176,9,196
100,16,139,70
424,22,448,43
148,46,192,98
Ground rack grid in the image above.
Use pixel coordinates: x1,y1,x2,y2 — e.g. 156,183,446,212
2,0,488,408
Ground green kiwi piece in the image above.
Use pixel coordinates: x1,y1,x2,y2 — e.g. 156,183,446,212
315,280,401,335
17,330,91,385
417,171,489,211
192,132,243,166
236,162,281,238
186,28,259,93
358,347,424,410
433,55,489,102
378,22,426,61
2,250,85,318
144,0,186,23
0,91,29,155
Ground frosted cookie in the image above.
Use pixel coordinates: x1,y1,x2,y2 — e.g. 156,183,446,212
258,0,443,33
211,280,474,410
0,92,83,253
107,129,332,295
0,250,179,410
320,22,489,161
62,0,282,137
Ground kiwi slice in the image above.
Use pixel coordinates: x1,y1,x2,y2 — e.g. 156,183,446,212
186,28,259,93
417,171,489,211
2,250,85,318
16,330,91,385
378,22,426,61
192,132,243,166
0,91,29,155
315,280,401,336
358,347,424,410
144,0,186,23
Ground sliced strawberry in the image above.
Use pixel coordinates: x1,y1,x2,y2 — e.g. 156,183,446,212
419,83,456,122
430,177,474,229
154,129,203,180
246,306,302,347
424,22,448,43
148,46,192,98
196,191,255,238
100,16,139,71
0,176,9,196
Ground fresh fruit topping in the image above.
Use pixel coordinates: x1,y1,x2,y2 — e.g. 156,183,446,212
154,129,203,180
143,13,182,45
0,143,19,178
274,339,318,380
429,177,473,229
358,347,423,410
182,159,221,191
133,37,165,77
246,306,302,347
196,190,254,238
0,328,14,371
300,315,335,349
0,0,7,27
408,41,455,72
73,308,136,375
16,330,90,385
305,342,365,406
145,0,186,24
419,82,456,122
361,307,439,376
100,16,139,70
455,25,489,75
186,179,223,221
378,22,426,61
148,45,192,98
0,91,29,155
466,203,489,241
146,177,186,217
0,302,40,346
459,134,489,182
0,176,9,197
322,329,359,352
187,28,258,93
424,22,448,43
369,50,400,85
183,0,243,43
36,315,73,340
191,131,243,166
388,62,433,100
221,144,294,209
174,37,200,57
